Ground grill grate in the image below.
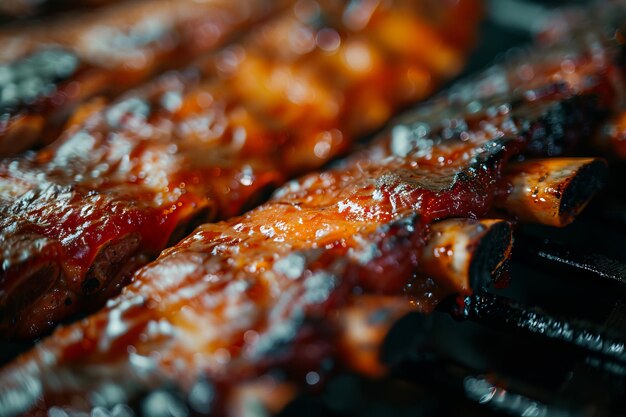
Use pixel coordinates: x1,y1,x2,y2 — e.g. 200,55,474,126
451,292,626,368
516,236,626,287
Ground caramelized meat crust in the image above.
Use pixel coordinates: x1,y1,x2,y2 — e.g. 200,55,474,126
0,0,288,155
0,0,481,339
0,4,622,412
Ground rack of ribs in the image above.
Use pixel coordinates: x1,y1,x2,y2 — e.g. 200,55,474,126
0,0,291,155
0,0,482,340
0,1,621,414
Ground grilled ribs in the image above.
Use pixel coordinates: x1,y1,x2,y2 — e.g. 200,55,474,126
0,0,481,340
0,2,621,414
0,0,289,155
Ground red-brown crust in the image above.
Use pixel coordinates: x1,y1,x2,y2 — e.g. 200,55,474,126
0,0,481,339
0,0,288,155
0,14,621,412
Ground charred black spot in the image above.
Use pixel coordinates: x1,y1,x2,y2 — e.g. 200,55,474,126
525,95,608,157
453,138,510,189
82,277,100,294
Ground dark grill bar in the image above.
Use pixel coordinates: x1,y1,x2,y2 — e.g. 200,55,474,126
517,236,626,287
450,292,626,368
462,375,575,417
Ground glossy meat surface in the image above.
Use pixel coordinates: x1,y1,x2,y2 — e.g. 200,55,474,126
0,10,621,413
0,0,287,155
0,0,481,339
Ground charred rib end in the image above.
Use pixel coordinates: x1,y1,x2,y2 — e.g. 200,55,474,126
558,159,607,225
468,220,513,290
421,219,513,294
497,158,608,227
